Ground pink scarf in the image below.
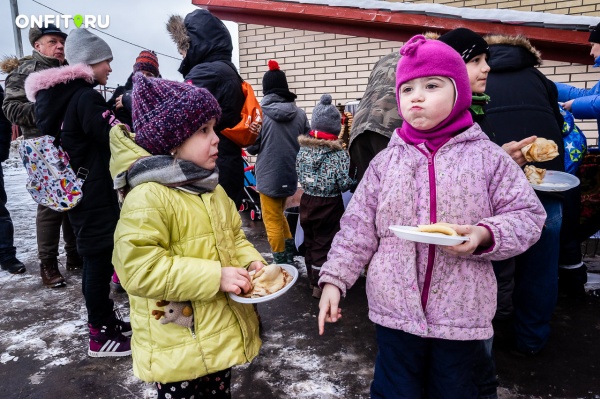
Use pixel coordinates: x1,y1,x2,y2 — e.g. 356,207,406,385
397,103,473,152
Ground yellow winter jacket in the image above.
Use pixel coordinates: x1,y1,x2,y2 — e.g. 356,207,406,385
110,126,263,383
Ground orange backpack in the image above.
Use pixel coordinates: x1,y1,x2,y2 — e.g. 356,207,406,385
221,81,262,148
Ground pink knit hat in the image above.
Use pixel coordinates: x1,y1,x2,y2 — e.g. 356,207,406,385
395,35,473,151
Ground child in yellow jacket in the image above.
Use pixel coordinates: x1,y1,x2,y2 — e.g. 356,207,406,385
111,74,265,398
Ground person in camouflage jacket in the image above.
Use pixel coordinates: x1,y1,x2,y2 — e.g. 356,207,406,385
347,52,403,186
0,24,80,288
296,94,355,298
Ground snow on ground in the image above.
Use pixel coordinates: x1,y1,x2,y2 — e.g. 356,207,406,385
1,148,371,398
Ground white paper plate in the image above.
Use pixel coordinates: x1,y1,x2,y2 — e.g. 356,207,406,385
389,225,469,246
531,170,580,192
229,264,298,304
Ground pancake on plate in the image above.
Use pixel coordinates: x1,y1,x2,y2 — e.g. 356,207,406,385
242,264,293,298
417,222,458,236
524,165,546,185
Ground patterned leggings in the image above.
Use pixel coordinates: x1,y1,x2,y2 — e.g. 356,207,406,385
155,368,231,399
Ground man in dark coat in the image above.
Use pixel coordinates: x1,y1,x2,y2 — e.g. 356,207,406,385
167,10,246,207
1,24,79,287
484,34,564,356
0,86,25,274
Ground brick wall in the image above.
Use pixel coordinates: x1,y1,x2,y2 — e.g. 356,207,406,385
239,24,402,120
239,23,599,145
384,0,600,16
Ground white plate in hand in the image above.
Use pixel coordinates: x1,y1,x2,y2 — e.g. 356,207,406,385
530,170,580,192
389,226,469,246
228,264,298,304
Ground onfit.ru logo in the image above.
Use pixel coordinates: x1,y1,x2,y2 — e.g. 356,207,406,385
15,15,110,29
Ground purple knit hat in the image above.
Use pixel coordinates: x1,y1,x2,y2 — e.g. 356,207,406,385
395,35,473,151
132,74,221,155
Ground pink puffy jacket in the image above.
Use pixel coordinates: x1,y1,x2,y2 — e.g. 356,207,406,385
319,124,546,340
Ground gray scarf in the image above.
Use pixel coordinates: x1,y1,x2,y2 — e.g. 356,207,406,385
114,156,219,204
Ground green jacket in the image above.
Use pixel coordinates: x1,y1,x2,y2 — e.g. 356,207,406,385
110,126,263,383
1,51,63,138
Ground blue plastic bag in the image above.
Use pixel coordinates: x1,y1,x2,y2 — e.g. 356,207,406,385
559,104,587,175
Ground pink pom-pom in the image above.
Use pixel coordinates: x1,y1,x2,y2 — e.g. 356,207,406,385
268,59,280,71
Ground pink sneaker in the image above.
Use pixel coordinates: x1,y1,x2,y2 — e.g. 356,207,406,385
88,322,131,357
111,271,125,293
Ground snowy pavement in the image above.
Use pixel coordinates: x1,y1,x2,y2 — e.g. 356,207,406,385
0,151,375,399
1,147,600,399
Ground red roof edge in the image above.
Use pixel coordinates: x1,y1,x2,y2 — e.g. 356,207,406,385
192,0,592,65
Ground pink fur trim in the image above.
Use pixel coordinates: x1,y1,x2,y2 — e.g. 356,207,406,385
25,64,95,102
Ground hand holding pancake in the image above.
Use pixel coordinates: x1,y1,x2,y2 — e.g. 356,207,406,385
501,135,536,167
520,137,559,163
442,224,493,256
220,267,252,295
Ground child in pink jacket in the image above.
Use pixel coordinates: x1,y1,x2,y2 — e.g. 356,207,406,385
317,35,546,399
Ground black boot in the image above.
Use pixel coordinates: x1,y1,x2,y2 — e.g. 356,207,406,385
284,239,297,265
1,257,26,274
558,264,587,298
66,253,83,270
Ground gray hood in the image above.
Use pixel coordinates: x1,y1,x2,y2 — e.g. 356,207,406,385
261,93,299,123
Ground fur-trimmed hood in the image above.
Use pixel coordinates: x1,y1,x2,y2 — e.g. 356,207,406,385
298,134,344,151
423,31,441,40
166,15,190,55
484,34,543,71
25,64,94,102
166,9,233,77
0,56,21,74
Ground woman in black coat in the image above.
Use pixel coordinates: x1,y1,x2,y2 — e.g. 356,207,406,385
167,9,246,208
25,29,131,357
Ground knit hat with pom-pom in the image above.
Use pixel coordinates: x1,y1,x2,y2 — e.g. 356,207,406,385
132,74,221,155
133,50,159,77
262,59,289,95
310,94,341,137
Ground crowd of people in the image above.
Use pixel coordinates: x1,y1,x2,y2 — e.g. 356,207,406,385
1,8,599,399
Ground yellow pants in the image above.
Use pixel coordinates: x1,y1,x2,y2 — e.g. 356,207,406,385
259,193,292,253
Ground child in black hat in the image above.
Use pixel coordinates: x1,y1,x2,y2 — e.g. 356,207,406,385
246,60,310,265
296,94,355,298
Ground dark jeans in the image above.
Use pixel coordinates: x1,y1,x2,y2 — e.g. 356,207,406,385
82,250,115,327
559,186,582,265
371,325,478,399
156,368,232,399
513,196,562,353
0,166,17,262
472,337,497,399
36,204,77,261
